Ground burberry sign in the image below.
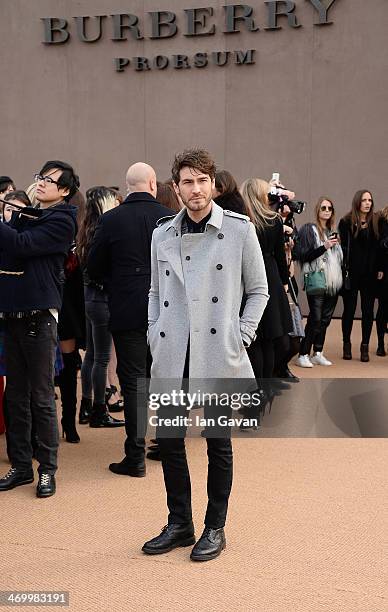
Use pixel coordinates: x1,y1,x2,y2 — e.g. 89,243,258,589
41,1,339,72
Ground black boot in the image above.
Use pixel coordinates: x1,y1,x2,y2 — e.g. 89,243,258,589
79,397,92,424
89,403,125,428
58,351,80,443
360,343,369,362
343,342,352,360
376,339,386,357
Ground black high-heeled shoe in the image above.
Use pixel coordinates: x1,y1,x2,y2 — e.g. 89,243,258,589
105,385,124,413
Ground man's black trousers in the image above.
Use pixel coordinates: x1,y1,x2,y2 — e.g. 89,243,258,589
4,312,58,474
157,433,233,529
112,329,146,465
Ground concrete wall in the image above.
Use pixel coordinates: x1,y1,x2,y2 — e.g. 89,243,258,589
0,0,387,220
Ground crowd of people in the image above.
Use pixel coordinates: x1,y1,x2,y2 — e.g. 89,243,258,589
0,151,387,562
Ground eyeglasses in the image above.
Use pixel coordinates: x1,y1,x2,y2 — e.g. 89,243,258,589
34,173,59,186
320,205,333,212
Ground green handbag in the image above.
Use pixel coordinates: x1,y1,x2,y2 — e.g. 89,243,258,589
304,269,327,295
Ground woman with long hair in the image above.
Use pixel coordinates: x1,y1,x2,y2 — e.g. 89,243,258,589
339,190,380,362
295,197,343,368
240,178,292,383
77,187,125,429
213,170,247,215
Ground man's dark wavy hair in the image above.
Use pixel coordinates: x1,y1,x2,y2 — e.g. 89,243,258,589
171,148,216,185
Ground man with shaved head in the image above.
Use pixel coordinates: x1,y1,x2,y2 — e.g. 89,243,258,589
87,163,172,477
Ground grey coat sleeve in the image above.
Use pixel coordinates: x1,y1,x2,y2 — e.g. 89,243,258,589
240,222,269,346
148,232,160,329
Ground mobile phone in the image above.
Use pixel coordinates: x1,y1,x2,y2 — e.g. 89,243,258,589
329,232,338,239
271,172,280,183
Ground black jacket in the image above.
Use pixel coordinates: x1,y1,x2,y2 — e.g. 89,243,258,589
338,216,379,288
214,191,246,216
295,223,326,264
0,203,76,312
87,192,172,332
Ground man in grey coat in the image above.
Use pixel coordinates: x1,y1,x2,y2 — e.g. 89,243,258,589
142,149,268,561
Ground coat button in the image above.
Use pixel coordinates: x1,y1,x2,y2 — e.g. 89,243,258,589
216,264,223,270
164,301,169,307
186,256,190,261
218,233,224,239
166,270,170,276
160,331,165,338
212,297,218,303
210,328,217,334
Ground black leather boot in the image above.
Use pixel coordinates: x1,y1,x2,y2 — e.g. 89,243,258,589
89,403,125,428
190,527,226,561
360,343,369,362
343,342,352,360
79,397,92,424
142,523,195,555
58,351,80,443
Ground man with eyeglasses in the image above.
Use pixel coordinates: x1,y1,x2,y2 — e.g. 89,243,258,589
0,160,79,498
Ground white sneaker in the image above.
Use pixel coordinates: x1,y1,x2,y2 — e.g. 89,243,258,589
295,355,314,368
311,352,332,366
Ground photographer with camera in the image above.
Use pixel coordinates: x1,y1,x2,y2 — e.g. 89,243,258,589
0,161,78,497
268,177,306,381
295,197,343,368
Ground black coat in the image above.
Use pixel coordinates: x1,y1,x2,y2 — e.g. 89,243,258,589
256,217,293,340
214,191,247,216
0,203,76,312
87,192,172,332
338,216,379,290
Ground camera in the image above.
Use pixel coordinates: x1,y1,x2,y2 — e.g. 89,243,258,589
268,192,306,216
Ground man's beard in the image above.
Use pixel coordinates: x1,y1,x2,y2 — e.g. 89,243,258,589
181,193,212,211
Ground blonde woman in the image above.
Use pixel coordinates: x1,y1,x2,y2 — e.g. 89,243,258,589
240,178,293,381
295,197,343,367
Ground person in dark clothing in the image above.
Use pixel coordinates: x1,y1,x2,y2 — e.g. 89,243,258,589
339,190,380,362
0,176,15,204
213,170,247,215
240,178,292,382
2,191,31,222
295,197,343,368
77,186,125,428
0,160,78,497
87,163,172,478
375,208,388,355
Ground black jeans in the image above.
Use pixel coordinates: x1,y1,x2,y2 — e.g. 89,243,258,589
157,434,233,529
112,329,147,464
81,298,112,404
342,285,375,345
156,347,233,529
4,312,58,474
300,293,338,355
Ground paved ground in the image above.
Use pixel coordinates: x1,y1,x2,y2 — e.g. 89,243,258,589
0,320,387,611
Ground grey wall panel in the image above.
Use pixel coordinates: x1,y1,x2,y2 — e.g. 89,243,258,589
0,0,386,219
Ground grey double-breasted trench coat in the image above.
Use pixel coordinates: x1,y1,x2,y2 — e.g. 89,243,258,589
148,202,269,387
